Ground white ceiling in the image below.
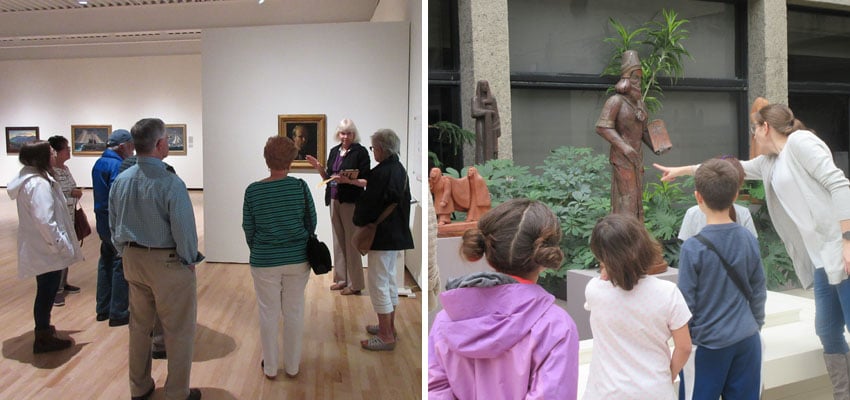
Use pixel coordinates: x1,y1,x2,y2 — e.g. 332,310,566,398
0,0,383,60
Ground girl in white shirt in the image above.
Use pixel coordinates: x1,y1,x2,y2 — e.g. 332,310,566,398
584,214,692,399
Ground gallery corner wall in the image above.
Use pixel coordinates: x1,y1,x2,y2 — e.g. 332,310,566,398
202,21,412,263
0,54,204,188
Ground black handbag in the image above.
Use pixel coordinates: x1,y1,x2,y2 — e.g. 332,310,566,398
301,181,332,275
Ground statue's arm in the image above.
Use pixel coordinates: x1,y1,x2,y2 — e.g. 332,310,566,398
595,96,640,165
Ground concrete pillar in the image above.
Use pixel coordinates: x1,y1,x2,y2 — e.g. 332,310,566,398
458,0,513,162
748,0,788,105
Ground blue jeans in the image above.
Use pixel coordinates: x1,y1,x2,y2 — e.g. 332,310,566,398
95,235,129,320
679,333,762,400
814,267,850,354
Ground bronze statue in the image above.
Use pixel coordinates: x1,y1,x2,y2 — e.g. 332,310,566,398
471,80,501,164
595,50,671,221
428,167,492,235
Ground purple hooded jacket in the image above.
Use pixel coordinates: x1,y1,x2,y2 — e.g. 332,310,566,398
428,273,579,399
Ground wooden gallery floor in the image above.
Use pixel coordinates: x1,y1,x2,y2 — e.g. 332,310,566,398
0,190,422,399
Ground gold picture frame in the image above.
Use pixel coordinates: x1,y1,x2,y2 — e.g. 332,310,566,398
71,125,112,156
165,124,187,156
277,114,326,170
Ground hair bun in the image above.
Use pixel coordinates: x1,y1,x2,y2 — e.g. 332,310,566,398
460,228,486,262
531,235,564,270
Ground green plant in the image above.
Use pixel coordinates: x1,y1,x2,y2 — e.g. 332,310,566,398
642,175,693,266
602,9,691,114
429,121,476,168
474,147,611,279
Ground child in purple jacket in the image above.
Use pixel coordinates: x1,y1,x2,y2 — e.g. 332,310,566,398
428,198,579,399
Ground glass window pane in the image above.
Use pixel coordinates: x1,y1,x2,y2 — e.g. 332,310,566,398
508,0,736,79
788,10,850,83
510,88,740,171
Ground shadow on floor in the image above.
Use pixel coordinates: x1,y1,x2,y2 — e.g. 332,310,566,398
192,323,237,362
2,329,87,369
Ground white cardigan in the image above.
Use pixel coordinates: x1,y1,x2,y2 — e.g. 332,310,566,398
742,130,850,288
7,167,82,279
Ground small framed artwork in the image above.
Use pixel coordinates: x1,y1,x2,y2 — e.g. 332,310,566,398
5,126,39,154
165,124,187,155
71,125,111,156
278,114,326,169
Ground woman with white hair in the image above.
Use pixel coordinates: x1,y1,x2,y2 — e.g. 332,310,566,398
353,129,414,351
307,118,371,296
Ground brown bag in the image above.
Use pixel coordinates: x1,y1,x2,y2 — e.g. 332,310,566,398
352,204,397,256
74,204,92,243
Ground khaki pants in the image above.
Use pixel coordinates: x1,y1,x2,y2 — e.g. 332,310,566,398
331,200,365,290
123,247,197,400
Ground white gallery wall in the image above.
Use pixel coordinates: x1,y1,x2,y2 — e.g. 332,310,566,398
0,55,204,188
203,21,412,263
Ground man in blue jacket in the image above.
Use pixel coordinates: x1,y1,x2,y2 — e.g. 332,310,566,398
92,129,134,326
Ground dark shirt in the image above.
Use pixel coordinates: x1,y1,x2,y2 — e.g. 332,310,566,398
353,154,414,251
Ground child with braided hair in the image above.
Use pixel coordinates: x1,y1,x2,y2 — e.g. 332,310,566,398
428,198,579,399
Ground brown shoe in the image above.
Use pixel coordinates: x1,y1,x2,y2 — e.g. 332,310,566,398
330,282,346,291
340,287,361,296
33,326,73,354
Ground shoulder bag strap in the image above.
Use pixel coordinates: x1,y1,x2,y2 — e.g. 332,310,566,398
693,233,753,303
300,179,315,234
375,176,408,225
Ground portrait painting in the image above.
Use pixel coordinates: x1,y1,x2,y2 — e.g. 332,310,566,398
278,114,326,169
5,126,39,154
165,124,187,155
71,125,111,156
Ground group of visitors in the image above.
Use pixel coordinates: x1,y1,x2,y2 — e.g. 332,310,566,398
242,118,414,382
7,117,415,400
428,102,850,400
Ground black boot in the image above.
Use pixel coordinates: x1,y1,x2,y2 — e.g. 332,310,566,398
33,325,73,354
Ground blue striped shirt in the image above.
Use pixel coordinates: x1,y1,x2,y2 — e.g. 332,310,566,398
109,156,204,266
242,176,316,267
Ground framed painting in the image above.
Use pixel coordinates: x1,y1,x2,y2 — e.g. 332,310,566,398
71,125,111,156
165,124,187,155
5,126,39,154
277,114,326,169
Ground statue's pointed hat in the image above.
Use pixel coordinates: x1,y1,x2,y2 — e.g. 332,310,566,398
620,50,641,76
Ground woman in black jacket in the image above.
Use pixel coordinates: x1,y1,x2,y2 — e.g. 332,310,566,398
306,118,371,295
353,128,414,351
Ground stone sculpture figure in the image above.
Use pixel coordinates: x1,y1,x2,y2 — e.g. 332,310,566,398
471,80,501,164
429,167,455,225
595,50,656,222
428,167,492,226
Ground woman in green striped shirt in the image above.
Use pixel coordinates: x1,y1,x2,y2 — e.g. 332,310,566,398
242,135,317,380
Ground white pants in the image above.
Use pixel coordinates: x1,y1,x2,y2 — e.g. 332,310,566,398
250,262,310,377
367,250,400,314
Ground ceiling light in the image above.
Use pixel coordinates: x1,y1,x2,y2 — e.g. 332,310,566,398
78,0,88,4
258,0,264,3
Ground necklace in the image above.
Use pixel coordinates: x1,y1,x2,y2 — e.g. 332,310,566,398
620,95,647,122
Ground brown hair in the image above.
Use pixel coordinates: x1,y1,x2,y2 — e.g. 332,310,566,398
754,104,809,136
460,198,563,278
19,141,53,179
695,158,739,212
264,136,298,170
590,214,661,291
716,155,744,221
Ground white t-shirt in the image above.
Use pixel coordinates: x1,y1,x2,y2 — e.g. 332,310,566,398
677,203,757,241
583,276,692,400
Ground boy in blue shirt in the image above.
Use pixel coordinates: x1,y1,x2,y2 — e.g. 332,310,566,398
678,158,767,400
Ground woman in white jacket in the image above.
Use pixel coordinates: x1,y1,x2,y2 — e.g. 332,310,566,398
655,103,850,398
7,141,83,353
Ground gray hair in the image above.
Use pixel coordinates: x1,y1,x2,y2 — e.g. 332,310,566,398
336,118,360,143
131,118,165,154
371,129,400,157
